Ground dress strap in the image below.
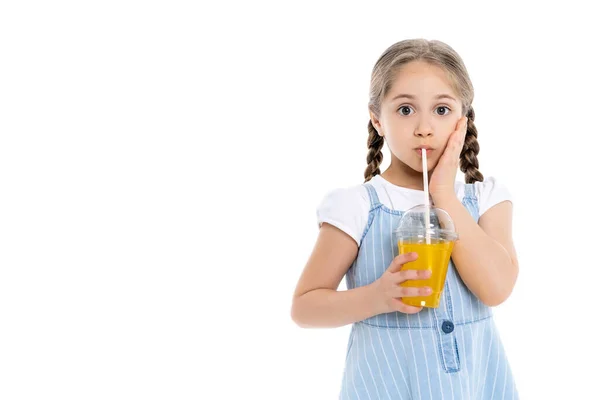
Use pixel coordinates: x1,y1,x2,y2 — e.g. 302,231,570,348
463,183,477,201
363,183,381,210
462,182,480,221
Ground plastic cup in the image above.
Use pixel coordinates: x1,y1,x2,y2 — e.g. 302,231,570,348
394,204,459,308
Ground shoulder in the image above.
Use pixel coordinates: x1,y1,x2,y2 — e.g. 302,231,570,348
471,176,513,216
318,184,370,209
316,183,371,247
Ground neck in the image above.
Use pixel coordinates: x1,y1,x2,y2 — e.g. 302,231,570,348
380,156,431,191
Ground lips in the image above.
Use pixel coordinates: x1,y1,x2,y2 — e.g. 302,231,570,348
414,147,434,157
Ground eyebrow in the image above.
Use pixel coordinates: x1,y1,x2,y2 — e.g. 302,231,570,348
390,93,458,102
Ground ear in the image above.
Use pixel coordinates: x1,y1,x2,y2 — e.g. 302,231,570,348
369,110,383,137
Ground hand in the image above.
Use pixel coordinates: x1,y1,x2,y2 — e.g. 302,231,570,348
369,252,432,315
429,116,469,201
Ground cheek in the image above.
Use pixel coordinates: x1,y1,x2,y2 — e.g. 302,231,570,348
440,133,454,148
384,135,409,155
385,137,417,163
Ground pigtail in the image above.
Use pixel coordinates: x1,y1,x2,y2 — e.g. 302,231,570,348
363,120,384,182
460,106,484,184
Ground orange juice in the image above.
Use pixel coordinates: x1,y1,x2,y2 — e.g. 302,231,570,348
398,239,454,308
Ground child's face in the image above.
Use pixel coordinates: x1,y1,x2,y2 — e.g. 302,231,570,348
371,60,464,173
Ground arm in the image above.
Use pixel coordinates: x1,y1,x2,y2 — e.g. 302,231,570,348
433,195,519,306
291,223,429,328
291,223,382,328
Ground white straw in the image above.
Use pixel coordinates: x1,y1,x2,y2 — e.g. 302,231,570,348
422,149,431,244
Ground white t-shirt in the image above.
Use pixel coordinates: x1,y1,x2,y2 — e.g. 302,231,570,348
316,175,512,247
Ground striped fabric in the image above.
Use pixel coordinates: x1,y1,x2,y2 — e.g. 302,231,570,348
340,183,518,399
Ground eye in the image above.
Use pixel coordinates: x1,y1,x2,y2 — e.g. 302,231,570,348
436,106,451,116
398,106,414,116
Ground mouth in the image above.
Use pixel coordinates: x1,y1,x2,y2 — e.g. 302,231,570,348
414,147,434,157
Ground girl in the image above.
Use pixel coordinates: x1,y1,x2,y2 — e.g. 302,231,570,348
291,39,519,399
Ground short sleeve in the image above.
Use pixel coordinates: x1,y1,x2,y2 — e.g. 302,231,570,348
316,186,370,247
474,176,513,216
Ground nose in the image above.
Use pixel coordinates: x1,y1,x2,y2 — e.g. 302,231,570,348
414,118,434,138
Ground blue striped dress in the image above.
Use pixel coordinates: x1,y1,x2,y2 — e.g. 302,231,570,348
340,183,518,399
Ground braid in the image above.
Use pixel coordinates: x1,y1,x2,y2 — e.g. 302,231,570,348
460,106,484,184
364,120,384,182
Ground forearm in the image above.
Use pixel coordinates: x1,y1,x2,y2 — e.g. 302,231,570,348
291,285,381,328
433,195,517,306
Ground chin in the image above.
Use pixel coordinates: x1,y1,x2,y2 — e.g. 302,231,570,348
396,154,436,174
406,162,426,174
411,162,436,175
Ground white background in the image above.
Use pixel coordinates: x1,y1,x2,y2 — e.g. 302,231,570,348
1,1,598,399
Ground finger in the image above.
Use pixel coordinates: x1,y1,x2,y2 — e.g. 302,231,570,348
459,116,468,143
447,122,467,161
453,116,468,139
390,298,423,314
437,128,465,166
391,285,432,298
393,268,432,282
386,252,418,273
456,116,468,132
453,118,467,143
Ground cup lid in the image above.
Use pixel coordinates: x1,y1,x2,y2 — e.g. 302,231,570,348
394,204,459,241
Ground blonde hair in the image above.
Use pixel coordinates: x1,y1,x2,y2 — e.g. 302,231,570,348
365,39,483,184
